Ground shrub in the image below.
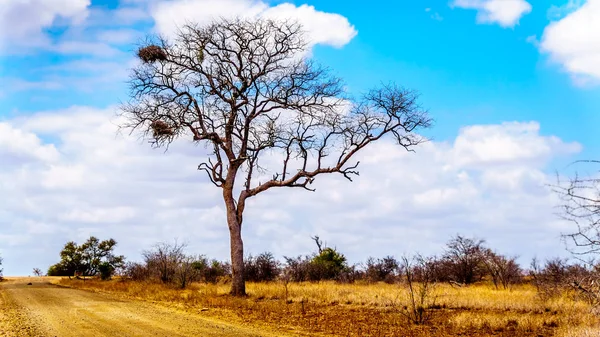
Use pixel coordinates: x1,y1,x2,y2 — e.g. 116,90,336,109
399,255,438,325
99,262,115,281
365,256,400,283
309,247,349,281
530,257,592,301
124,262,150,281
192,256,230,283
143,241,186,284
47,263,73,277
244,252,280,282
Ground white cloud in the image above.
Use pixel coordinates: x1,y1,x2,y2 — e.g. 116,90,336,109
451,122,581,168
540,0,600,82
150,0,357,48
452,0,532,27
0,122,60,164
0,0,91,51
0,106,582,275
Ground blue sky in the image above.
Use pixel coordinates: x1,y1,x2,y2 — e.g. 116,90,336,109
1,0,599,275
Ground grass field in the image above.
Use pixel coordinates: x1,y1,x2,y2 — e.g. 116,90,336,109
55,278,600,336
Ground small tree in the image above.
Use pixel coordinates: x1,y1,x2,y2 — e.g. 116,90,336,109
443,235,487,285
0,254,3,281
482,251,522,290
310,248,348,281
121,17,432,296
48,237,125,278
33,268,43,277
143,241,186,284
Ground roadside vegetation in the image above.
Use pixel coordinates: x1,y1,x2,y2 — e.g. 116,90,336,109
51,234,600,337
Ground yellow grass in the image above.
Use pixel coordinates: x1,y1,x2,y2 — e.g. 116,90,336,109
55,278,600,337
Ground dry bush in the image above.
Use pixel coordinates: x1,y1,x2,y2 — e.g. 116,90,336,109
364,256,400,284
482,251,522,290
530,257,591,302
124,262,150,281
398,255,438,325
143,241,186,284
244,252,280,282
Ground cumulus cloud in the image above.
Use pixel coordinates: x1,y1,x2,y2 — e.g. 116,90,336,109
452,0,532,27
452,122,581,168
0,106,581,275
0,0,91,51
0,122,60,164
540,0,600,82
150,0,357,48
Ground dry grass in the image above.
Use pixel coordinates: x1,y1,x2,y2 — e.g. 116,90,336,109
55,278,600,337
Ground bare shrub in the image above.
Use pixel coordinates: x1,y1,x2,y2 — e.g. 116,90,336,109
365,256,400,283
482,251,522,290
530,257,590,301
244,252,280,282
143,241,186,284
176,255,200,289
124,262,150,281
398,255,438,325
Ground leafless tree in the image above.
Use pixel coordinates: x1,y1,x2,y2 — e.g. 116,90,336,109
32,268,43,277
443,235,487,285
121,18,432,295
482,250,521,290
553,160,600,255
142,241,186,284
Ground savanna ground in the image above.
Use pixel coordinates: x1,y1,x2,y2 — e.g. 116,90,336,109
3,276,599,337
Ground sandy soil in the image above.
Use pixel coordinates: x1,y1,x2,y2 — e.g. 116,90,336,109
0,278,288,337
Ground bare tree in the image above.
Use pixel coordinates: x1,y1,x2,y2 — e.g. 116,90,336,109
121,18,432,295
443,235,487,285
142,241,186,284
482,250,521,290
553,160,600,255
33,268,43,277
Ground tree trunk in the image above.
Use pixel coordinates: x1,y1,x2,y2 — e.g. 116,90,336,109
225,190,246,296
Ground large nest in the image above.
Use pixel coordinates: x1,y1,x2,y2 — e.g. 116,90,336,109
137,45,167,63
150,120,174,138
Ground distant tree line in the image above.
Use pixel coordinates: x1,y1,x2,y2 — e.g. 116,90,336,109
45,233,600,305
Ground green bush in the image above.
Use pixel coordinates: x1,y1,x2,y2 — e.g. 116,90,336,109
99,262,115,280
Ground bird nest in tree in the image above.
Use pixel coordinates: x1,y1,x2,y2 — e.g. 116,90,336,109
137,45,167,63
150,120,174,137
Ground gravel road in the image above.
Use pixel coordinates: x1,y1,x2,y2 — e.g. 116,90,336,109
0,278,282,337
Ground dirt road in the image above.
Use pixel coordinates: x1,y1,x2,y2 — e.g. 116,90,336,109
0,278,287,337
